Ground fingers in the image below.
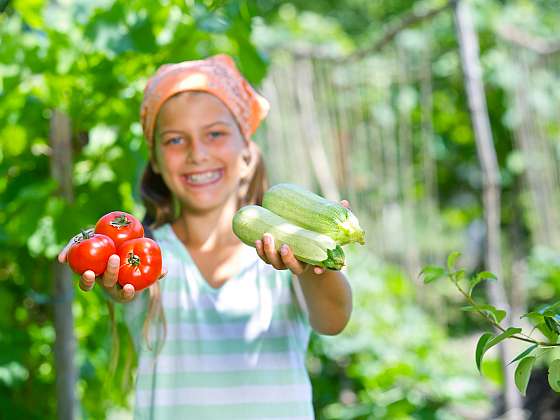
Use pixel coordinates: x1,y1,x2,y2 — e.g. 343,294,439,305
340,199,350,209
279,244,308,275
255,239,269,264
79,270,96,292
260,234,286,270
57,238,75,263
255,234,322,275
101,254,120,288
313,266,325,275
119,284,136,302
58,247,68,264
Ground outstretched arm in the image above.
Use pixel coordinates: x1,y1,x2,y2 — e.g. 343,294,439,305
255,200,353,335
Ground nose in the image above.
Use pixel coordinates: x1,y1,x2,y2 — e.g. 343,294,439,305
187,137,209,163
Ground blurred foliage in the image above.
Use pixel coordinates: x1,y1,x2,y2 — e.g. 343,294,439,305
2,0,560,418
0,0,266,418
309,247,490,419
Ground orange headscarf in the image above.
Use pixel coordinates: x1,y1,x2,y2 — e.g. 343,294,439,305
140,54,269,147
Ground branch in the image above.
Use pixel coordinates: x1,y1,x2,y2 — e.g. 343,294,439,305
497,24,560,56
343,1,453,62
290,1,453,61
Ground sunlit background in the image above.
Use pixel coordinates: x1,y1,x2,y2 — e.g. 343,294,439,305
1,0,560,418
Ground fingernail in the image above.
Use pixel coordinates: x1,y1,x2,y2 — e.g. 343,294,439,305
255,240,261,248
280,245,288,256
263,235,269,245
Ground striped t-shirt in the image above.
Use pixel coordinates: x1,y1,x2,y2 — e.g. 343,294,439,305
124,223,314,419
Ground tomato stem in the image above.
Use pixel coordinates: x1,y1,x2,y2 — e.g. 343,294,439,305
110,214,131,229
127,252,141,266
75,229,93,242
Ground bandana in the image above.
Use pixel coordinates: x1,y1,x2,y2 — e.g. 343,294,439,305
140,54,269,146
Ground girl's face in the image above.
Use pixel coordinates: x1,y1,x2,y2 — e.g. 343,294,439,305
152,91,250,215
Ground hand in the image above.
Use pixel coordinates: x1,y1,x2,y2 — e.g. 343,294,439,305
256,233,323,275
57,234,167,302
255,199,351,276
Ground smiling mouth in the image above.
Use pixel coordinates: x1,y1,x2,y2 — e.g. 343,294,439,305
181,169,224,187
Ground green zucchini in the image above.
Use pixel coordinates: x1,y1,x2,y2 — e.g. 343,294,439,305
232,205,345,270
262,183,365,245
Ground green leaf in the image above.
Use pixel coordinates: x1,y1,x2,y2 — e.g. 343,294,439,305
452,269,466,282
476,332,494,372
545,316,560,335
493,310,507,324
447,251,461,272
542,301,560,317
486,327,523,349
508,344,538,366
476,328,522,372
469,271,497,296
477,271,498,281
537,321,559,343
462,304,507,324
129,16,157,53
515,356,536,396
419,265,446,284
548,359,560,392
1,125,27,156
522,311,545,326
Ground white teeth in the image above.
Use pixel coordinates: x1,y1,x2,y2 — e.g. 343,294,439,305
186,170,221,184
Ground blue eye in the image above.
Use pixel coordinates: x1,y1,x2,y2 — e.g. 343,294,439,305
209,131,224,140
167,137,183,145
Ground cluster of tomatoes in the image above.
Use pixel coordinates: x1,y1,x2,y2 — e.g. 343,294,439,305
67,212,162,291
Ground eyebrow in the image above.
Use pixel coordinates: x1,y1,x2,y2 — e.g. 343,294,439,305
159,120,233,136
203,120,233,129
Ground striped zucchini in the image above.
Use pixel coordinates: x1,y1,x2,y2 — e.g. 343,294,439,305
232,205,345,270
262,183,365,246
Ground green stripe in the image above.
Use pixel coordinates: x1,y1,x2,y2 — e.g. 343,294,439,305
136,369,308,389
136,401,313,419
162,304,302,324
160,271,291,293
158,336,292,356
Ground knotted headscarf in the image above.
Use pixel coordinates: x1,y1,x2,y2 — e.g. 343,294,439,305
140,54,270,146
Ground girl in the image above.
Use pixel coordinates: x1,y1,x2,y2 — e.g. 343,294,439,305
58,54,352,419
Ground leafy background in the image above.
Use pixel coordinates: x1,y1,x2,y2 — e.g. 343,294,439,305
1,0,560,418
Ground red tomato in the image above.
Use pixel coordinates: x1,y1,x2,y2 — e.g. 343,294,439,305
117,238,162,291
67,231,116,276
94,211,144,249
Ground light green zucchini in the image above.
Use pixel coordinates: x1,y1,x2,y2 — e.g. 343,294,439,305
232,205,345,270
262,183,365,245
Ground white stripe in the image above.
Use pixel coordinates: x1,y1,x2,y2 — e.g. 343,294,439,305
161,279,292,310
137,352,305,374
164,319,299,341
135,383,311,407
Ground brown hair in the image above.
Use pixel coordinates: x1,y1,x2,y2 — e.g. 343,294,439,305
138,140,268,349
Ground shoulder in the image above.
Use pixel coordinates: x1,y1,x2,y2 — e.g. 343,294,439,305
146,223,186,266
151,223,172,241
147,223,177,251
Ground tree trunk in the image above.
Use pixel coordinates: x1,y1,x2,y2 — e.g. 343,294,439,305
453,1,524,419
49,110,77,420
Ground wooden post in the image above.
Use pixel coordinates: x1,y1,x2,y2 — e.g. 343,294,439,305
49,110,77,420
453,1,524,418
294,56,341,201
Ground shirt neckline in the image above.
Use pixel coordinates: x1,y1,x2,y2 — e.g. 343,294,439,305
162,223,259,293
